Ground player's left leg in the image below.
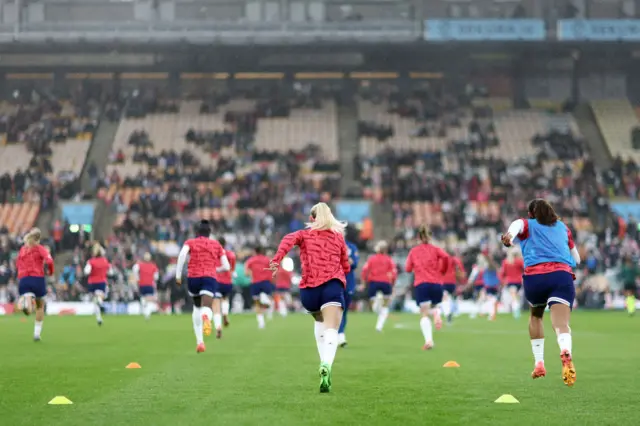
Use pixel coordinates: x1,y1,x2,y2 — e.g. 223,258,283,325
419,302,434,350
550,302,575,386
375,286,391,332
192,296,205,352
221,296,231,327
319,302,343,393
93,289,105,326
211,296,222,339
33,298,45,341
529,305,546,379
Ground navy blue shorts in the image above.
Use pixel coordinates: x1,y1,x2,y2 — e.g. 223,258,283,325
415,283,443,306
88,282,107,294
485,287,499,297
443,283,456,295
300,279,345,313
187,276,217,298
139,286,155,297
19,276,47,298
217,283,233,298
523,271,575,309
367,281,392,298
250,281,273,299
507,282,522,291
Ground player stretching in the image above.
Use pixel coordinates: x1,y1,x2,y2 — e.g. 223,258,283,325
501,199,580,386
275,264,293,317
362,240,396,332
405,225,448,350
268,202,350,393
217,237,236,328
500,249,525,319
176,220,230,352
338,227,359,347
85,244,112,326
133,252,159,320
441,252,465,324
16,228,54,341
245,247,273,329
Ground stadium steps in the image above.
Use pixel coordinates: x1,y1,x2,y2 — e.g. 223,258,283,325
93,198,117,241
371,201,395,242
590,99,639,161
79,118,120,198
574,103,613,170
336,93,360,196
35,208,54,239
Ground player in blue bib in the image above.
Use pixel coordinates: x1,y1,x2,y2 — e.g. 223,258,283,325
338,226,359,348
502,199,580,387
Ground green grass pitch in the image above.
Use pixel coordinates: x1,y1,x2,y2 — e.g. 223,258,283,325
1,311,637,426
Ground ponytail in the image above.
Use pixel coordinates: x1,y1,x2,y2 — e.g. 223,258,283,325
418,224,432,243
24,228,41,247
306,202,347,234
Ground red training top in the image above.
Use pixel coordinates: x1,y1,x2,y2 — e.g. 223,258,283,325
17,244,54,279
272,229,350,289
137,261,158,287
361,253,397,284
275,269,292,289
442,255,465,284
245,254,273,284
499,258,525,284
88,257,110,284
405,243,449,286
185,237,224,278
516,218,576,276
217,249,236,285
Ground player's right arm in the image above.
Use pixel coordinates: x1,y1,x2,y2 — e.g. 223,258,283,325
502,219,527,247
269,231,303,275
175,244,190,284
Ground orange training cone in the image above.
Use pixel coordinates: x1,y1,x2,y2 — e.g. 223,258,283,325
125,362,141,369
443,361,460,368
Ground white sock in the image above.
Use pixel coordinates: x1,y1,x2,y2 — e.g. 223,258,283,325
338,332,346,345
192,307,203,344
279,300,288,317
314,321,326,362
267,304,274,320
420,316,433,344
257,313,265,329
213,313,222,330
557,332,572,355
323,328,338,366
34,320,43,337
201,306,213,322
531,338,544,364
376,306,389,331
140,299,147,315
221,300,230,316
442,296,451,317
489,298,497,318
95,302,103,322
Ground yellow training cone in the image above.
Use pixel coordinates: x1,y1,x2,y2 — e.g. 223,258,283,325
48,396,73,405
494,394,519,404
125,362,141,369
443,361,460,368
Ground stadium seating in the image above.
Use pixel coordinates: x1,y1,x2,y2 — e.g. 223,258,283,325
0,202,40,235
591,99,639,161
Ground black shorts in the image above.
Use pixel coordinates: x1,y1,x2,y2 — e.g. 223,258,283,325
623,282,637,292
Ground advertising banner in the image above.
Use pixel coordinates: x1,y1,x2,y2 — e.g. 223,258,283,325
424,19,545,41
558,19,640,41
335,200,371,224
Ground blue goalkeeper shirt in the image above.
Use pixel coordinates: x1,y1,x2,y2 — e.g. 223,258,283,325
346,240,359,294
